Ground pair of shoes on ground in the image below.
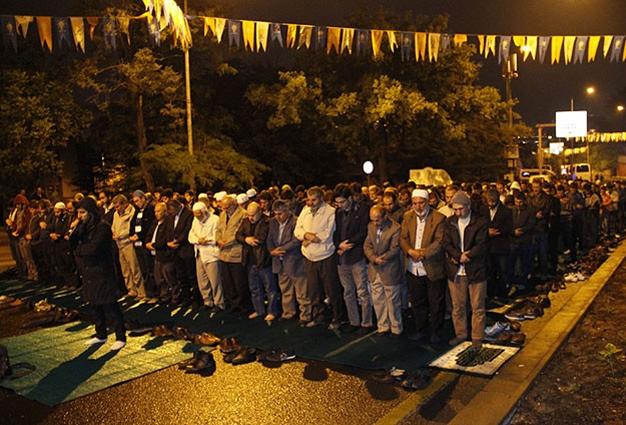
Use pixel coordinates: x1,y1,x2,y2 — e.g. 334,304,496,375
259,348,296,363
248,312,277,322
218,337,258,365
84,337,125,351
179,350,216,375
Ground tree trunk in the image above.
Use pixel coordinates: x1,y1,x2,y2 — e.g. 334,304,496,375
379,128,389,183
135,93,155,192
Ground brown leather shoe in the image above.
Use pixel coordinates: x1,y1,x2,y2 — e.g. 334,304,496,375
194,332,221,346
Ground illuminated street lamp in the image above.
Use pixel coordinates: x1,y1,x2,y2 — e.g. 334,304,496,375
362,161,374,186
618,105,625,112
586,86,596,95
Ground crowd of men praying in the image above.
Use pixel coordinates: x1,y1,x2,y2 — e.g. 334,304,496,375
4,178,625,348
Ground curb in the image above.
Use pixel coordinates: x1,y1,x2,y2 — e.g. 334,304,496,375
448,242,626,425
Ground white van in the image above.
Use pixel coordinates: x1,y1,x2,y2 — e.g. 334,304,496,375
572,163,592,181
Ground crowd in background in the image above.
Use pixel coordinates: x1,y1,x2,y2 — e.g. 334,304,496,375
4,177,626,349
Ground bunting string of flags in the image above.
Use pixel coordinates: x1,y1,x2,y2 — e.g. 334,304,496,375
2,11,626,65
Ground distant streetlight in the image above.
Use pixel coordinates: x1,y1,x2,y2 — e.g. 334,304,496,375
362,161,374,186
618,105,625,112
586,86,596,95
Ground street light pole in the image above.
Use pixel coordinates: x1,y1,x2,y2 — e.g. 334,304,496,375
183,0,195,189
502,52,519,180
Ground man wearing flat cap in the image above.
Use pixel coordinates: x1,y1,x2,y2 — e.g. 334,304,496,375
443,191,488,349
400,189,447,343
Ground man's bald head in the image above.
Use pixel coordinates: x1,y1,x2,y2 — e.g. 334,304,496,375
246,201,262,223
370,205,385,226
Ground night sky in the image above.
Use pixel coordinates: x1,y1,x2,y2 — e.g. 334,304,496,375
3,0,626,132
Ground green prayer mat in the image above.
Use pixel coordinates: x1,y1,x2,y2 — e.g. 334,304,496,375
0,323,198,406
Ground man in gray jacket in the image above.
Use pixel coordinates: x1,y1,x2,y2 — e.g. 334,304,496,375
364,205,403,336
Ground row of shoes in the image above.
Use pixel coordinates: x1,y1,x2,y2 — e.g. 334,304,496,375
21,306,79,329
148,324,222,347
179,350,216,376
563,272,587,283
371,367,431,391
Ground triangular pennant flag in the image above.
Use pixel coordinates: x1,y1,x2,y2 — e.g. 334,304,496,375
69,17,85,52
85,17,99,40
477,35,485,55
228,20,241,49
242,20,255,51
203,17,214,37
314,26,325,51
538,36,550,63
327,27,341,54
256,22,269,52
271,23,283,47
14,16,33,38
563,36,576,64
36,16,53,51
286,24,297,48
603,36,613,58
588,36,601,62
146,15,160,46
386,30,398,52
0,16,17,52
573,36,588,64
356,29,370,55
298,25,312,49
102,17,118,51
610,36,624,62
523,36,537,60
440,34,451,52
400,32,412,61
513,35,525,47
215,18,226,43
486,35,496,58
117,17,130,45
499,36,511,64
453,34,467,47
371,30,384,58
341,28,354,54
415,32,427,61
428,33,441,61
551,36,563,64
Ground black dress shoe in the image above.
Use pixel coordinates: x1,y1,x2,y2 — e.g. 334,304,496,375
231,347,257,365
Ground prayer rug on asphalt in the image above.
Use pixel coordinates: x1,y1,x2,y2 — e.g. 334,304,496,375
428,341,520,376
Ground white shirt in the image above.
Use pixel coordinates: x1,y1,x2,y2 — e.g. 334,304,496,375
150,221,160,256
188,214,220,263
408,211,428,277
438,204,454,218
294,202,336,262
278,220,287,243
489,205,498,221
457,213,471,276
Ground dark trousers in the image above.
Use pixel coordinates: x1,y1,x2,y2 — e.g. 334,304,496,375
8,234,24,274
406,272,445,336
220,261,250,312
135,247,155,297
487,253,509,297
548,225,560,273
154,260,177,301
92,302,126,342
305,255,346,324
173,254,199,304
532,231,549,275
31,243,51,284
572,215,584,259
508,242,532,288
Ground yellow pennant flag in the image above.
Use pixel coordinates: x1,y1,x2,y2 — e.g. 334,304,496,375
203,17,215,37
415,32,427,61
387,31,398,52
485,35,496,58
256,22,269,52
477,35,485,55
428,33,441,61
36,16,53,51
242,20,255,51
327,27,341,54
341,28,354,54
298,25,313,49
524,36,537,60
15,16,33,38
551,36,564,64
69,17,85,53
371,29,383,58
563,36,576,64
603,35,613,58
513,35,525,47
215,18,226,43
453,34,467,47
286,24,297,48
588,36,601,61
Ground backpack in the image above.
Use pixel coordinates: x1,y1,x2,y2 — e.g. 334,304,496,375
0,344,36,381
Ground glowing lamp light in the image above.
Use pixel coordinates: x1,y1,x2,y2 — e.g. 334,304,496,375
585,86,595,95
618,105,625,112
362,161,374,175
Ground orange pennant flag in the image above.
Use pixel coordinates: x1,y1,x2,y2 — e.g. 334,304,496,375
428,33,441,61
551,36,564,64
371,30,384,58
415,32,427,61
69,17,85,53
588,36,601,61
36,16,53,51
242,20,255,51
286,24,297,48
327,27,341,54
453,34,467,47
341,28,354,54
387,31,398,52
86,17,99,40
298,25,312,49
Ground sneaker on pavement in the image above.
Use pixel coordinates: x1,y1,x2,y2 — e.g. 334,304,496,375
485,321,510,337
110,341,126,351
504,310,526,321
85,337,107,346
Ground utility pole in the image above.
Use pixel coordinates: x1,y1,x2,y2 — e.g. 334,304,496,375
536,123,556,172
502,52,519,180
183,0,195,190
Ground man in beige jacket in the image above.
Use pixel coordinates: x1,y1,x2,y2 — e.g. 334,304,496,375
111,194,145,298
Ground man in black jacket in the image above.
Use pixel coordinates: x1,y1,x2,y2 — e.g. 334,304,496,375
166,199,197,308
481,189,512,298
508,192,535,295
130,190,156,300
444,191,488,348
145,202,177,303
236,202,279,321
334,183,373,333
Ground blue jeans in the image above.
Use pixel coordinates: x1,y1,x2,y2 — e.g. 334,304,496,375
248,265,279,316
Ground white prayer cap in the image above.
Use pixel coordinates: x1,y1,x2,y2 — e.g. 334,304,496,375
54,202,66,210
214,191,227,201
246,188,257,198
192,202,208,212
236,194,249,205
411,189,429,200
198,193,209,200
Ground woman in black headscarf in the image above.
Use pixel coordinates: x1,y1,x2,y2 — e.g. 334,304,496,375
70,197,126,351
